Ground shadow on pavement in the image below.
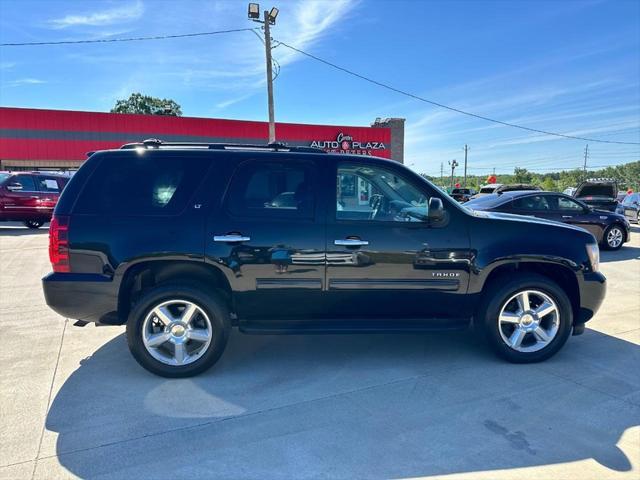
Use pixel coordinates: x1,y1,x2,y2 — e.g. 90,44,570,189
45,328,640,478
601,245,640,263
0,225,48,236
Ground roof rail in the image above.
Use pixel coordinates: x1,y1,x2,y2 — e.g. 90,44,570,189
119,138,326,154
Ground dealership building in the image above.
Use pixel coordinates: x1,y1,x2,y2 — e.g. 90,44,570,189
0,107,405,170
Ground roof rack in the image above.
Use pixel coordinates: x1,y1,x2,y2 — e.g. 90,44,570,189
120,138,326,154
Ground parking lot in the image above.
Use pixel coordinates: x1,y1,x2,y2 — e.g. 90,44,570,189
0,223,638,480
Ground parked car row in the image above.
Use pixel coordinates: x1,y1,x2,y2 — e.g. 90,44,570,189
465,190,631,250
0,171,70,228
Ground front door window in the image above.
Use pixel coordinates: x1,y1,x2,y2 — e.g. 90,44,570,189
336,163,429,222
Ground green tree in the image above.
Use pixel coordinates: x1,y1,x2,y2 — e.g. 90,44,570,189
111,93,182,116
513,167,533,184
541,177,556,191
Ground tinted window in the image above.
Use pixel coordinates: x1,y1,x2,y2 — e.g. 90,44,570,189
37,177,61,192
75,155,210,215
512,195,551,211
337,163,429,222
226,161,315,218
480,186,496,193
12,174,37,191
557,196,584,211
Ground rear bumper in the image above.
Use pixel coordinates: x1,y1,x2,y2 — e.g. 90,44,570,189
42,272,119,324
575,271,607,325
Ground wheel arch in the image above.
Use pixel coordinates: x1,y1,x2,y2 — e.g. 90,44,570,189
117,260,233,324
477,260,581,325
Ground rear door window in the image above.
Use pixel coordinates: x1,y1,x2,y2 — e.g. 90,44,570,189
38,177,61,192
512,195,551,211
74,154,210,215
225,160,316,219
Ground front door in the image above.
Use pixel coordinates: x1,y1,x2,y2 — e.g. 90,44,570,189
325,159,473,323
205,157,326,322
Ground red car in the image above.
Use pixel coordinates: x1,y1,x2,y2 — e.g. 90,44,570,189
0,171,70,229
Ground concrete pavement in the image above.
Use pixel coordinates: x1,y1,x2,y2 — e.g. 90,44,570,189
1,222,639,479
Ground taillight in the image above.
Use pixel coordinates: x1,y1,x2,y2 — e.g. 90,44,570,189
49,215,70,272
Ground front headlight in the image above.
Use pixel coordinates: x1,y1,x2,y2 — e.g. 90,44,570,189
586,243,600,272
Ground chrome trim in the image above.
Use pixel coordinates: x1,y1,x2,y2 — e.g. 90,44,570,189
334,239,369,246
214,235,250,242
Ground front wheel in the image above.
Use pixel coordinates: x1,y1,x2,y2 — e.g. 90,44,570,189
602,224,624,250
479,274,573,363
24,220,44,229
126,284,231,377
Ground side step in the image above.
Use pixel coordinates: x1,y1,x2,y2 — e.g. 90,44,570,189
238,318,471,335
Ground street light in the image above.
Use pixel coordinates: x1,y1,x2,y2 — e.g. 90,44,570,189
248,3,279,143
248,3,260,19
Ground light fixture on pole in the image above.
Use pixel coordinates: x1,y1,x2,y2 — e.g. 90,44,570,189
248,3,279,144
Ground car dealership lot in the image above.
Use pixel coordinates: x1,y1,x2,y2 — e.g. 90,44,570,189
1,223,639,480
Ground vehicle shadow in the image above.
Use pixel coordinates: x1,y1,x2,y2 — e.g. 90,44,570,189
601,245,640,263
0,225,48,236
45,328,640,479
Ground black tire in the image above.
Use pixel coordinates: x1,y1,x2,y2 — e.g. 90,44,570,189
24,220,44,229
602,224,625,251
478,273,573,363
126,283,231,378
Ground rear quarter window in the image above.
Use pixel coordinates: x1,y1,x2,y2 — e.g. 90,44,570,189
74,154,210,215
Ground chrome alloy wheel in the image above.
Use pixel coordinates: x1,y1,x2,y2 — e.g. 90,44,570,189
142,299,213,366
498,290,560,353
606,226,624,249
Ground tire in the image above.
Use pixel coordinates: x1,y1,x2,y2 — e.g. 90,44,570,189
126,283,231,377
478,273,573,363
602,224,625,251
24,220,44,229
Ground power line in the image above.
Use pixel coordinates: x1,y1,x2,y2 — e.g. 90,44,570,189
0,28,257,47
274,40,640,146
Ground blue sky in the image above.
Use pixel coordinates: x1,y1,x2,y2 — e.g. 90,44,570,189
0,0,639,175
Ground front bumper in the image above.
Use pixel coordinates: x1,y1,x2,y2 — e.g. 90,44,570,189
42,272,119,324
575,271,607,326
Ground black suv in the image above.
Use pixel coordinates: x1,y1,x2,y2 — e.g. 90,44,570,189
43,141,606,377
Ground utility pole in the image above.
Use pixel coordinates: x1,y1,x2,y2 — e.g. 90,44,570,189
448,159,459,190
263,11,276,143
463,144,469,188
583,144,589,179
248,4,279,143
440,162,444,187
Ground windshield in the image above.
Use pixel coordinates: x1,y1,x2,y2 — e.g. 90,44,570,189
0,173,10,184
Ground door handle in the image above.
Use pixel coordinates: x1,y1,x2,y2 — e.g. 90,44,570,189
214,234,251,243
562,215,572,219
335,238,369,246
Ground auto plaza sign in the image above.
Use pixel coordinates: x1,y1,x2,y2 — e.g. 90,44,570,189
310,132,386,155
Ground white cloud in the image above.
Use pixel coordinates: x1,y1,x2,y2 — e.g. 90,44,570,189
49,1,144,29
3,78,46,87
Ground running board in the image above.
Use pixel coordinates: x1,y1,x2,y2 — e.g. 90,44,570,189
239,318,471,335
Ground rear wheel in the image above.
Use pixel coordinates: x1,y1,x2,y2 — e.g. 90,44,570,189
126,284,230,377
603,224,624,250
479,274,573,363
24,220,44,229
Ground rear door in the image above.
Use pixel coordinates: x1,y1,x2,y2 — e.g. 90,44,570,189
622,194,639,221
205,156,326,322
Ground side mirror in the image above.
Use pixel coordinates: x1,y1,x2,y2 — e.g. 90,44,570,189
428,197,445,222
6,182,23,191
